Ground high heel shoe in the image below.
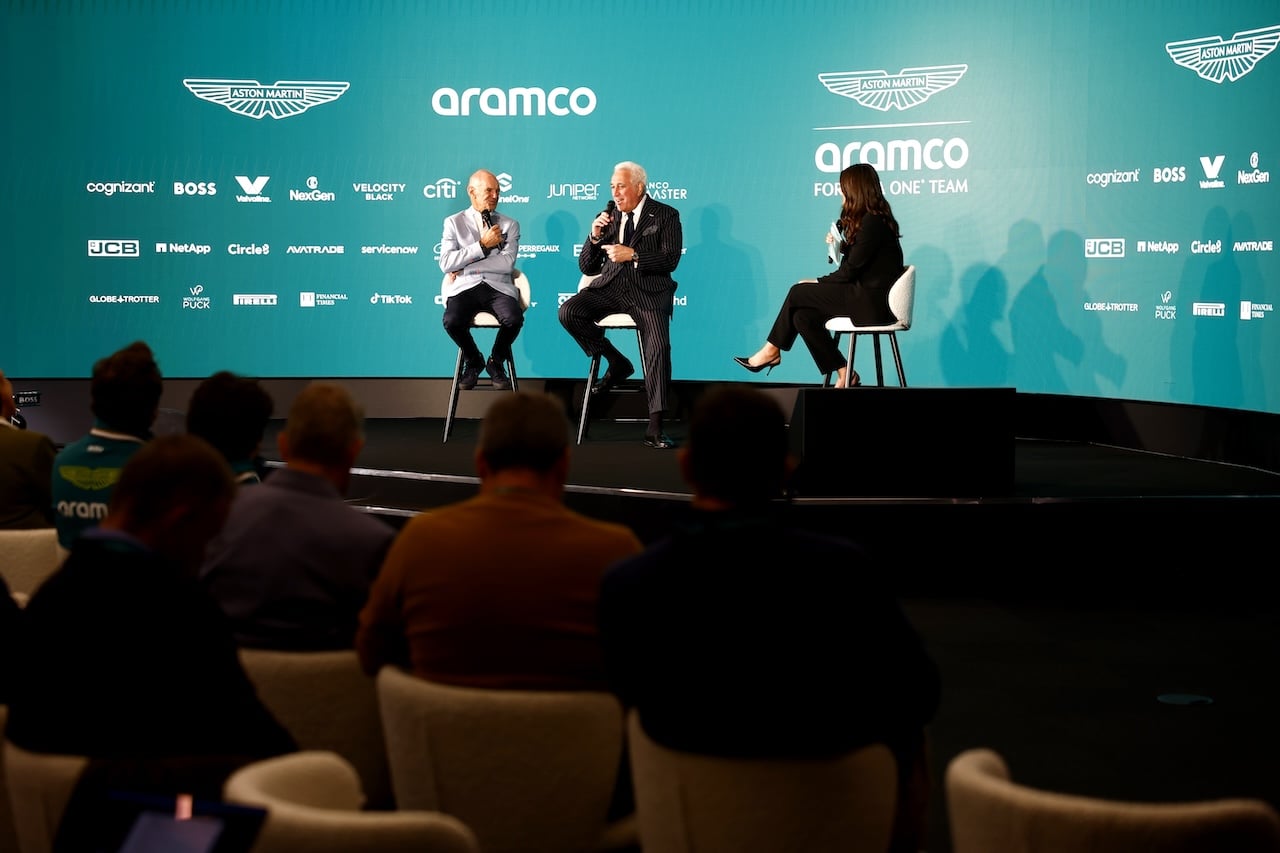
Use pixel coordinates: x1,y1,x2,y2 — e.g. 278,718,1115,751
734,355,781,375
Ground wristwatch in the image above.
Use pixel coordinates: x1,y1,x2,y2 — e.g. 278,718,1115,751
632,251,640,265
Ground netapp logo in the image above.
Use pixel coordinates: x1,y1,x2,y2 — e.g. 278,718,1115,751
370,293,413,305
1199,155,1226,189
431,85,597,116
290,176,336,202
1241,301,1274,320
286,245,345,254
155,243,212,254
354,181,406,201
1084,238,1125,258
183,284,211,310
232,294,278,306
88,239,140,258
817,64,968,111
235,176,272,203
1156,291,1176,320
183,78,350,119
1166,25,1280,83
814,137,970,174
1136,241,1179,254
173,181,217,196
85,181,155,196
423,178,460,200
1192,302,1226,317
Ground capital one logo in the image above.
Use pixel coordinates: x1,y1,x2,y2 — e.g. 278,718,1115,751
817,64,968,111
183,78,350,119
1166,24,1280,83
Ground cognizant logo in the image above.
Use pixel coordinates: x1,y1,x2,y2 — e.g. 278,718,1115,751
431,86,597,116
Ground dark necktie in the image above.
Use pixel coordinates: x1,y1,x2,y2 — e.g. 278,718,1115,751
622,212,634,245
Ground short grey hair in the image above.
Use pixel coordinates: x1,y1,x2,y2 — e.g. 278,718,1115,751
614,161,647,186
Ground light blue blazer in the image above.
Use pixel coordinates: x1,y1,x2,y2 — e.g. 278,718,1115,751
437,208,521,301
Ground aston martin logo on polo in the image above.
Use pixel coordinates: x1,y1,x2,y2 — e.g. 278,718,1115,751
817,65,968,111
1166,24,1280,83
183,78,350,119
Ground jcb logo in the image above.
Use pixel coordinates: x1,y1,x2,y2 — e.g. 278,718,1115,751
1084,239,1125,259
87,239,140,258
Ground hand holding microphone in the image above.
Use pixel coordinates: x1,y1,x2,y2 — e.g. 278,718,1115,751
480,209,504,248
591,200,618,241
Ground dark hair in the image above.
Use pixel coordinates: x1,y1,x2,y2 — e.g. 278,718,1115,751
477,392,570,473
186,371,275,464
837,163,901,241
90,341,163,435
282,382,363,464
109,433,234,530
685,385,790,505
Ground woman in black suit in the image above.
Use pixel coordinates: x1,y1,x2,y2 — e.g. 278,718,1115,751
736,163,904,388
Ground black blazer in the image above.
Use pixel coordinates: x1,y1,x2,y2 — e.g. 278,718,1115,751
816,213,904,326
578,195,683,315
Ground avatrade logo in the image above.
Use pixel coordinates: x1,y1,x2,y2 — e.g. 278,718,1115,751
817,64,968,111
1166,24,1280,83
183,78,349,119
1156,291,1176,320
87,239,140,258
1199,155,1226,189
430,85,596,116
235,175,272,203
496,172,529,204
183,284,211,310
1084,238,1125,258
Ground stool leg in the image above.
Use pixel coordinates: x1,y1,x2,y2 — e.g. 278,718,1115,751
889,332,907,386
443,348,464,443
578,355,601,445
872,334,885,386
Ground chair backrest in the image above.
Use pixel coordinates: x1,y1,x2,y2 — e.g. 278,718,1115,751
3,739,89,853
946,748,1280,853
224,750,480,853
237,648,393,810
375,666,626,853
625,710,898,853
0,528,64,600
888,264,916,330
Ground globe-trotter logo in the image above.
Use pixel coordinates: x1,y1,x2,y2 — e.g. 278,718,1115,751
183,79,350,119
1166,24,1280,83
817,65,968,111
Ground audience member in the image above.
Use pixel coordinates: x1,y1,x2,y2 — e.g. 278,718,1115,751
50,341,162,548
598,385,941,853
8,433,296,849
356,390,643,688
0,573,19,703
200,381,395,650
185,370,275,485
0,367,57,528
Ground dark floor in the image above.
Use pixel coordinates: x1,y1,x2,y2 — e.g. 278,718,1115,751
261,415,1280,853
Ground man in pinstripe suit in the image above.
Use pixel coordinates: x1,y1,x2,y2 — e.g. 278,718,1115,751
559,161,683,449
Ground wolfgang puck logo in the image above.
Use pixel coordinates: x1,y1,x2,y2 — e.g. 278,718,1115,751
184,79,350,119
818,64,968,111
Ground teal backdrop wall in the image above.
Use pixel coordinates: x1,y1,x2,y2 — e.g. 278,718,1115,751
4,0,1278,413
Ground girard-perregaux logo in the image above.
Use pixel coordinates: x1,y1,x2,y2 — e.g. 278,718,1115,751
183,79,350,119
817,65,968,111
1166,24,1280,83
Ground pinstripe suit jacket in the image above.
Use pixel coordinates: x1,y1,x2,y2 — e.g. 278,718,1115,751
577,195,682,315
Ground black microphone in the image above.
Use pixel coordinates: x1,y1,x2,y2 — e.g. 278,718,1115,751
481,208,493,229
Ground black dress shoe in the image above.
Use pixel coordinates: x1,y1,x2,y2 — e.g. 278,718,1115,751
459,362,482,391
643,433,676,450
486,358,512,390
591,360,635,395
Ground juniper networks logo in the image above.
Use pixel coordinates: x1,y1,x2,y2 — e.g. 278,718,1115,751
183,79,350,119
817,64,968,111
1166,24,1280,83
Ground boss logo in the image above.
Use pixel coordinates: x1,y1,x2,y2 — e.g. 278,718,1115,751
174,181,217,196
87,239,140,258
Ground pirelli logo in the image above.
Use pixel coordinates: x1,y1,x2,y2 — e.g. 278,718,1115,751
232,294,278,306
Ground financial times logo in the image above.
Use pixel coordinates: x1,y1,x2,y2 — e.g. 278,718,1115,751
817,64,968,111
1166,24,1280,83
183,78,350,119
88,239,140,258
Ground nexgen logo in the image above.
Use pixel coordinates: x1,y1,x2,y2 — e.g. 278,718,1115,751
235,176,270,195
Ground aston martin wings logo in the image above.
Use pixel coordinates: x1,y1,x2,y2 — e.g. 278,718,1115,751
58,466,120,491
1166,24,1280,83
817,64,968,112
183,79,350,119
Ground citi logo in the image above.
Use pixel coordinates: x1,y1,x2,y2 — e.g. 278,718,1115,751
818,64,968,111
1166,24,1280,83
431,85,597,116
183,79,349,119
1084,239,1125,258
87,239,140,258
235,176,272,203
1199,155,1226,189
423,179,460,200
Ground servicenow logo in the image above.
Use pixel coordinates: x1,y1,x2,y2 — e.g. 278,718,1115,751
431,85,597,116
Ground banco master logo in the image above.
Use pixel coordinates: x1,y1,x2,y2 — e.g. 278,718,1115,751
818,65,968,111
183,79,350,119
1166,24,1280,83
